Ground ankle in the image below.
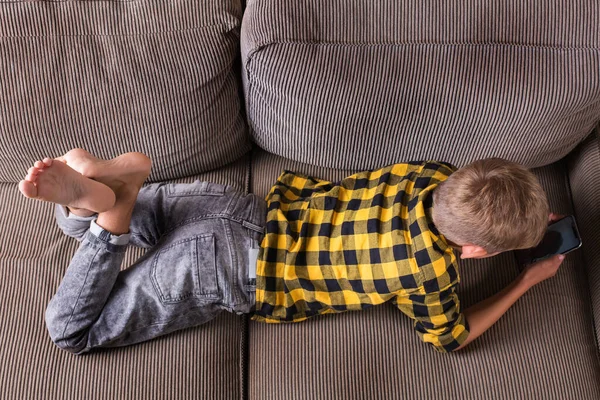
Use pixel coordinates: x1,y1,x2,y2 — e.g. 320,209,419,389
96,193,136,235
96,213,131,236
113,185,140,204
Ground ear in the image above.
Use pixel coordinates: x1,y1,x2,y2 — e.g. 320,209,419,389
460,244,489,259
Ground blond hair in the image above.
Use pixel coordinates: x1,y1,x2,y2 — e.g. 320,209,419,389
432,158,549,253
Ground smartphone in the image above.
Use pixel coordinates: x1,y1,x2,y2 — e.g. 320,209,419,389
514,215,582,267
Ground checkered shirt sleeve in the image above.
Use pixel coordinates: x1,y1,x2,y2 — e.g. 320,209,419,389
392,285,470,353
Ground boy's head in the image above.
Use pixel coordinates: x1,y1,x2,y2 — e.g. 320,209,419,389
432,158,549,259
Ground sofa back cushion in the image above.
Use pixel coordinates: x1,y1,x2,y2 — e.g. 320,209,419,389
241,0,600,169
0,0,248,183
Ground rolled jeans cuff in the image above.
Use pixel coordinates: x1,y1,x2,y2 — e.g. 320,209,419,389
88,219,131,247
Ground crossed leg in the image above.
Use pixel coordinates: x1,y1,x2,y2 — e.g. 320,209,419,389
19,148,151,235
18,149,246,354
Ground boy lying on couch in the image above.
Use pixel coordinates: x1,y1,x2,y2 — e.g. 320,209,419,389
19,149,564,354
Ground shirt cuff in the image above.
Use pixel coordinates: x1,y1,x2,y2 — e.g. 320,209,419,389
431,313,470,353
415,311,471,353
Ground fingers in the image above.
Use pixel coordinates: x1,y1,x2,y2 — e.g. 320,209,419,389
543,254,564,274
525,253,566,286
548,212,566,223
540,254,564,265
530,254,564,268
552,254,565,269
544,254,564,264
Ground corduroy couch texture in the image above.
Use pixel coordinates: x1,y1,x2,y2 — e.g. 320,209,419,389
1,1,599,399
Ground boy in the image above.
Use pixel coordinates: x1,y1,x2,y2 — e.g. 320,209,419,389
19,149,564,354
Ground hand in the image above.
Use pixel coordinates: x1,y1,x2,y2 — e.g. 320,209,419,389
522,254,565,287
548,212,565,223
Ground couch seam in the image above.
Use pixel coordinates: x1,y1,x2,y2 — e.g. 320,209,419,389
240,149,252,400
0,22,237,39
244,41,600,54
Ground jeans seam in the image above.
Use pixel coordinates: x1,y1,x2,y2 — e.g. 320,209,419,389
248,194,255,226
166,182,227,197
164,214,248,236
61,244,102,348
223,189,240,215
223,218,242,305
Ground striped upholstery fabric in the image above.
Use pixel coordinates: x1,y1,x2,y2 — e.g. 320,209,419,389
241,0,600,170
249,149,600,400
568,126,600,348
0,0,249,183
0,155,250,400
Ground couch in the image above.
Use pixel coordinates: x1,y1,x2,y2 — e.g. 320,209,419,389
1,1,599,399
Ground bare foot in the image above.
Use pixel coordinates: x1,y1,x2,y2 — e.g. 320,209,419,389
59,148,151,197
18,158,116,213
55,149,152,236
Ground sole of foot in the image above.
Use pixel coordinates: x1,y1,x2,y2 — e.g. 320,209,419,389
18,158,116,213
59,149,152,196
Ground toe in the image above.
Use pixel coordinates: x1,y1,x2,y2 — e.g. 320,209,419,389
43,158,53,167
27,168,40,183
34,160,45,169
26,171,38,182
19,180,38,198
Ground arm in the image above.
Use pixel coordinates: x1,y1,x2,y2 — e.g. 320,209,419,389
456,253,565,350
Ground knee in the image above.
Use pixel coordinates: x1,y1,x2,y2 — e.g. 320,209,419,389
45,305,89,355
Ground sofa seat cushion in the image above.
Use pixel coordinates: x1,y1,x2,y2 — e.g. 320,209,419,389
0,155,250,400
0,0,249,183
241,0,600,170
248,149,600,399
568,128,600,354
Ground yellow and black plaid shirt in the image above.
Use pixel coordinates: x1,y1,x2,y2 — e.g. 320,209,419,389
253,161,470,352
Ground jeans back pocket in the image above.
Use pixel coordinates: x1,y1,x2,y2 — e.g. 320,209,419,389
151,234,219,304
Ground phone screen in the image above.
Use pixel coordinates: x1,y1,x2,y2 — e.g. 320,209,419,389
515,216,582,265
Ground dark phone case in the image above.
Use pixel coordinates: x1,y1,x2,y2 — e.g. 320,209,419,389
514,216,581,269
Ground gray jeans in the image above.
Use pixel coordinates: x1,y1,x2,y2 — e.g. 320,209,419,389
46,181,266,354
